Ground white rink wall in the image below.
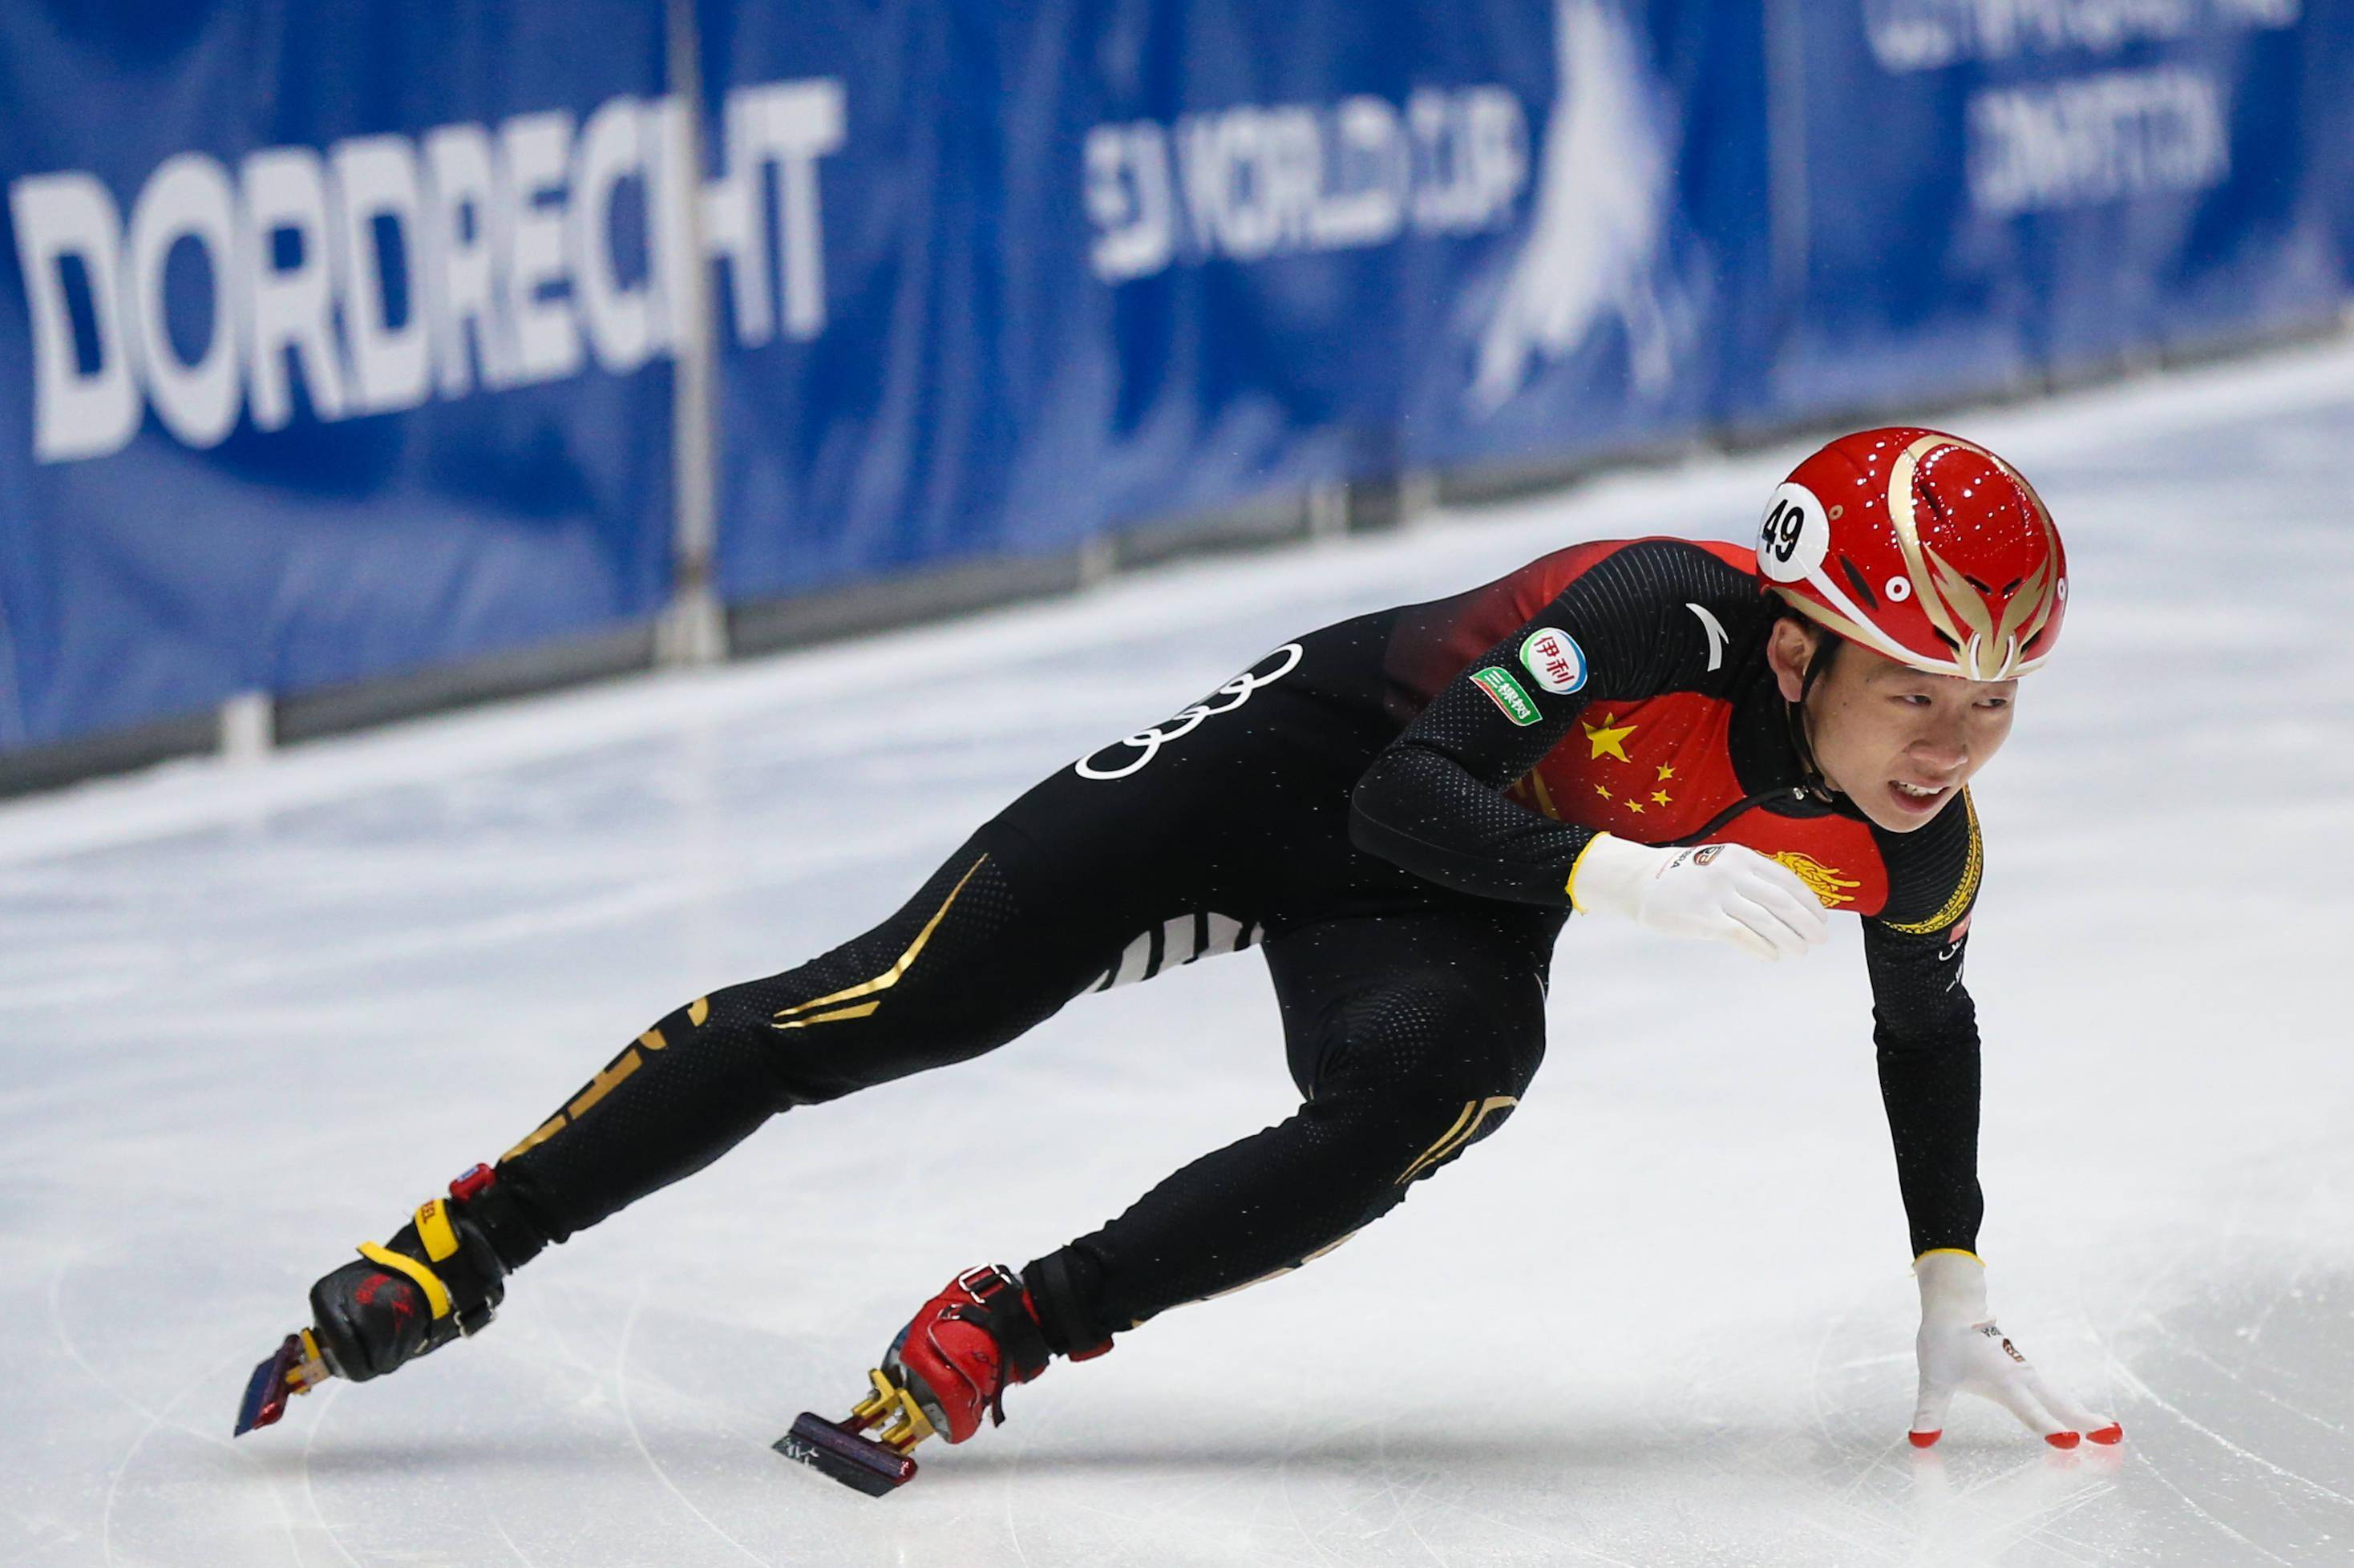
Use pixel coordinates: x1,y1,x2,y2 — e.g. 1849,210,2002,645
2,341,2351,1566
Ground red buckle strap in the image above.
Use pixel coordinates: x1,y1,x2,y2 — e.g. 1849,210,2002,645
956,1263,1016,1303
448,1162,497,1204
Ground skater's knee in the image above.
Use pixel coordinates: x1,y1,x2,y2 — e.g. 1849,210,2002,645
724,903,1064,1106
1315,978,1534,1098
696,970,864,1106
1383,1083,1522,1186
1306,983,1536,1185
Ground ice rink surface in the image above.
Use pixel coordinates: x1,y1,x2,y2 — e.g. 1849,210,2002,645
5,343,2352,1568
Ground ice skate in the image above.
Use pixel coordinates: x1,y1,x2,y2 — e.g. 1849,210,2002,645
779,1263,1090,1495
233,1163,541,1435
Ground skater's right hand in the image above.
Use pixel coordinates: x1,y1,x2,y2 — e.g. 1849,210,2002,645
1908,1250,2121,1449
1567,834,1829,961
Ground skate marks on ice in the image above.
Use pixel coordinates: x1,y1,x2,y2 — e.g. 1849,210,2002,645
216,1263,1065,1568
30,1251,2349,1566
38,1255,2348,1568
996,1246,2348,1566
2089,1255,2354,1566
1771,1253,2354,1568
171,1121,2352,1567
19,1211,772,1568
278,1271,834,1568
24,1239,312,1568
1768,1275,2127,1567
9,341,2354,1565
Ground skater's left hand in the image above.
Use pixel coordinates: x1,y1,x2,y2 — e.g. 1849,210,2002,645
1907,1250,2121,1449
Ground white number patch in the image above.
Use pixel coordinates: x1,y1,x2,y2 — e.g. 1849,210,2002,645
1756,482,1830,584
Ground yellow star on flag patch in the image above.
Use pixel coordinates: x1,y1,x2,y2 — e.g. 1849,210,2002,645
1583,713,1637,762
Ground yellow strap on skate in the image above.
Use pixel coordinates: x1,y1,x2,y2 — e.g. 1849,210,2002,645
358,1241,453,1320
290,1328,332,1392
413,1199,461,1263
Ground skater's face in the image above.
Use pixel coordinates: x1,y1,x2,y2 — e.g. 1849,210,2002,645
1766,620,2016,833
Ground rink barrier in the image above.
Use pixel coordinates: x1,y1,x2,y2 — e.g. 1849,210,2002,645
1,315,2347,800
0,464,1431,794
269,622,661,748
5,1,2353,790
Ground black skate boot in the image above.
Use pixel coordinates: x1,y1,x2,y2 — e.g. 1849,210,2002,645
234,1163,545,1434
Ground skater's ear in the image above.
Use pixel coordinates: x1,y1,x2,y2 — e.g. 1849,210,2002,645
1765,616,1822,704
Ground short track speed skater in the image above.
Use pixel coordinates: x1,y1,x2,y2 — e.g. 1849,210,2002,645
240,428,2118,1469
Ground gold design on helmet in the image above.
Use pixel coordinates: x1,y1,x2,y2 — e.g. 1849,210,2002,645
1885,435,1961,654
1772,592,1881,658
1992,552,2057,669
1883,434,2064,680
1770,851,1862,909
1922,547,2003,679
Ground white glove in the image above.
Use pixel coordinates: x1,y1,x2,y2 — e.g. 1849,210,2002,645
1909,1250,2121,1449
1567,834,1830,961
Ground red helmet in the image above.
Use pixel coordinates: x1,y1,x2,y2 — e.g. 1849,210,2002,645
1757,427,2067,680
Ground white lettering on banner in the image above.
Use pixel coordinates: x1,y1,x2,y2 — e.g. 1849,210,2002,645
10,173,139,461
330,136,433,415
701,80,846,346
1314,97,1410,247
759,81,847,340
1968,67,2228,216
1085,122,1175,281
125,153,241,447
572,97,659,374
242,147,349,428
500,111,584,386
702,93,772,345
1864,0,2299,73
1084,86,1529,284
423,122,509,398
6,79,847,463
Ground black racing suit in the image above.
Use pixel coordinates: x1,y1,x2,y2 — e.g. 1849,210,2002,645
493,538,1984,1353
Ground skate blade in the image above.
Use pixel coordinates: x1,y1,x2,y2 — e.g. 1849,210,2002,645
775,1368,933,1496
233,1330,333,1437
775,1413,918,1496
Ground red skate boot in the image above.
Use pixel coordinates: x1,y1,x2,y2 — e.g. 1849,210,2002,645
780,1263,1100,1496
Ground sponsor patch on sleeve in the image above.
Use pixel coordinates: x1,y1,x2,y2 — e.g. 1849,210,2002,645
1518,627,1588,694
1470,665,1541,725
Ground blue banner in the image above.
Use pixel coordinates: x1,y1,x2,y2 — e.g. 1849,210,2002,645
703,0,1751,602
1756,0,2349,418
0,2,676,748
705,0,2354,606
9,1,2354,753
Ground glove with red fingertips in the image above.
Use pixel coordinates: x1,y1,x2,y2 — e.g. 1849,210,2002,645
1907,1250,2122,1450
1567,834,1830,962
